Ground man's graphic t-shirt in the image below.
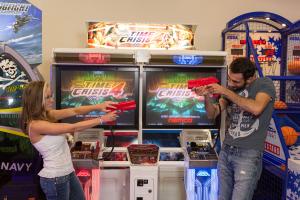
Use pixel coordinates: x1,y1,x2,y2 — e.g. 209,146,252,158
223,77,276,151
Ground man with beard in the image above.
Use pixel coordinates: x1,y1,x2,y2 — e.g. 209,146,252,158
194,57,275,200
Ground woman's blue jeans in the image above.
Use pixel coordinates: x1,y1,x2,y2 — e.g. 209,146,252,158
40,172,85,200
217,144,263,200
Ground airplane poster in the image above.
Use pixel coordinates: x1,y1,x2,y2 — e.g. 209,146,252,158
0,0,42,66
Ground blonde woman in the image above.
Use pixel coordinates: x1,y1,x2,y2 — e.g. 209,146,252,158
21,81,117,200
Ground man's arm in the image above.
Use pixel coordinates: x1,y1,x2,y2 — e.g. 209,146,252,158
207,83,272,116
204,96,227,119
195,86,227,119
222,89,272,116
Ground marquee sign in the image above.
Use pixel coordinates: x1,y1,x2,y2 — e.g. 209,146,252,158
87,22,196,50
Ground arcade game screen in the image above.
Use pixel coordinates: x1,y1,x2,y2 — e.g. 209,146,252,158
143,68,219,129
56,66,139,129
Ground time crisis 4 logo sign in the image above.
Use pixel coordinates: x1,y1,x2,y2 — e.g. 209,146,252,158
87,22,195,49
155,83,196,99
71,81,126,98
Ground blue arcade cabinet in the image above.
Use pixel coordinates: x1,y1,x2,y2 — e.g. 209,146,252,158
222,12,300,200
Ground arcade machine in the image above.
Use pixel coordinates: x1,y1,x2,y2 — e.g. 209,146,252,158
222,12,291,77
52,48,139,200
222,12,300,200
142,50,227,200
52,22,227,200
282,20,300,200
0,44,41,199
70,129,104,200
0,1,42,198
86,24,218,199
180,129,218,200
52,48,227,200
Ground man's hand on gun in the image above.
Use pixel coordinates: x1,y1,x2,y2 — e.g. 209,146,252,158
205,83,226,95
193,86,210,96
187,76,219,89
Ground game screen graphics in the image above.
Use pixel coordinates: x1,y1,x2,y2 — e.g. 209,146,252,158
57,68,138,128
144,70,217,128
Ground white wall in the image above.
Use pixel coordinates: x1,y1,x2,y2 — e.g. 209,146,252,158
28,0,300,82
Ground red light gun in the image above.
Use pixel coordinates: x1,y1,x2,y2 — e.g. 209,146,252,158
187,76,219,89
107,100,136,113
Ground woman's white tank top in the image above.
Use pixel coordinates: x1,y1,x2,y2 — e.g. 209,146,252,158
32,135,74,178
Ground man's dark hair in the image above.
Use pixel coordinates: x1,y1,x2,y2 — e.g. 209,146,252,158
229,57,256,80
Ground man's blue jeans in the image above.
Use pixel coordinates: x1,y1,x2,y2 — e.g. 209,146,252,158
217,144,263,200
40,172,85,200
